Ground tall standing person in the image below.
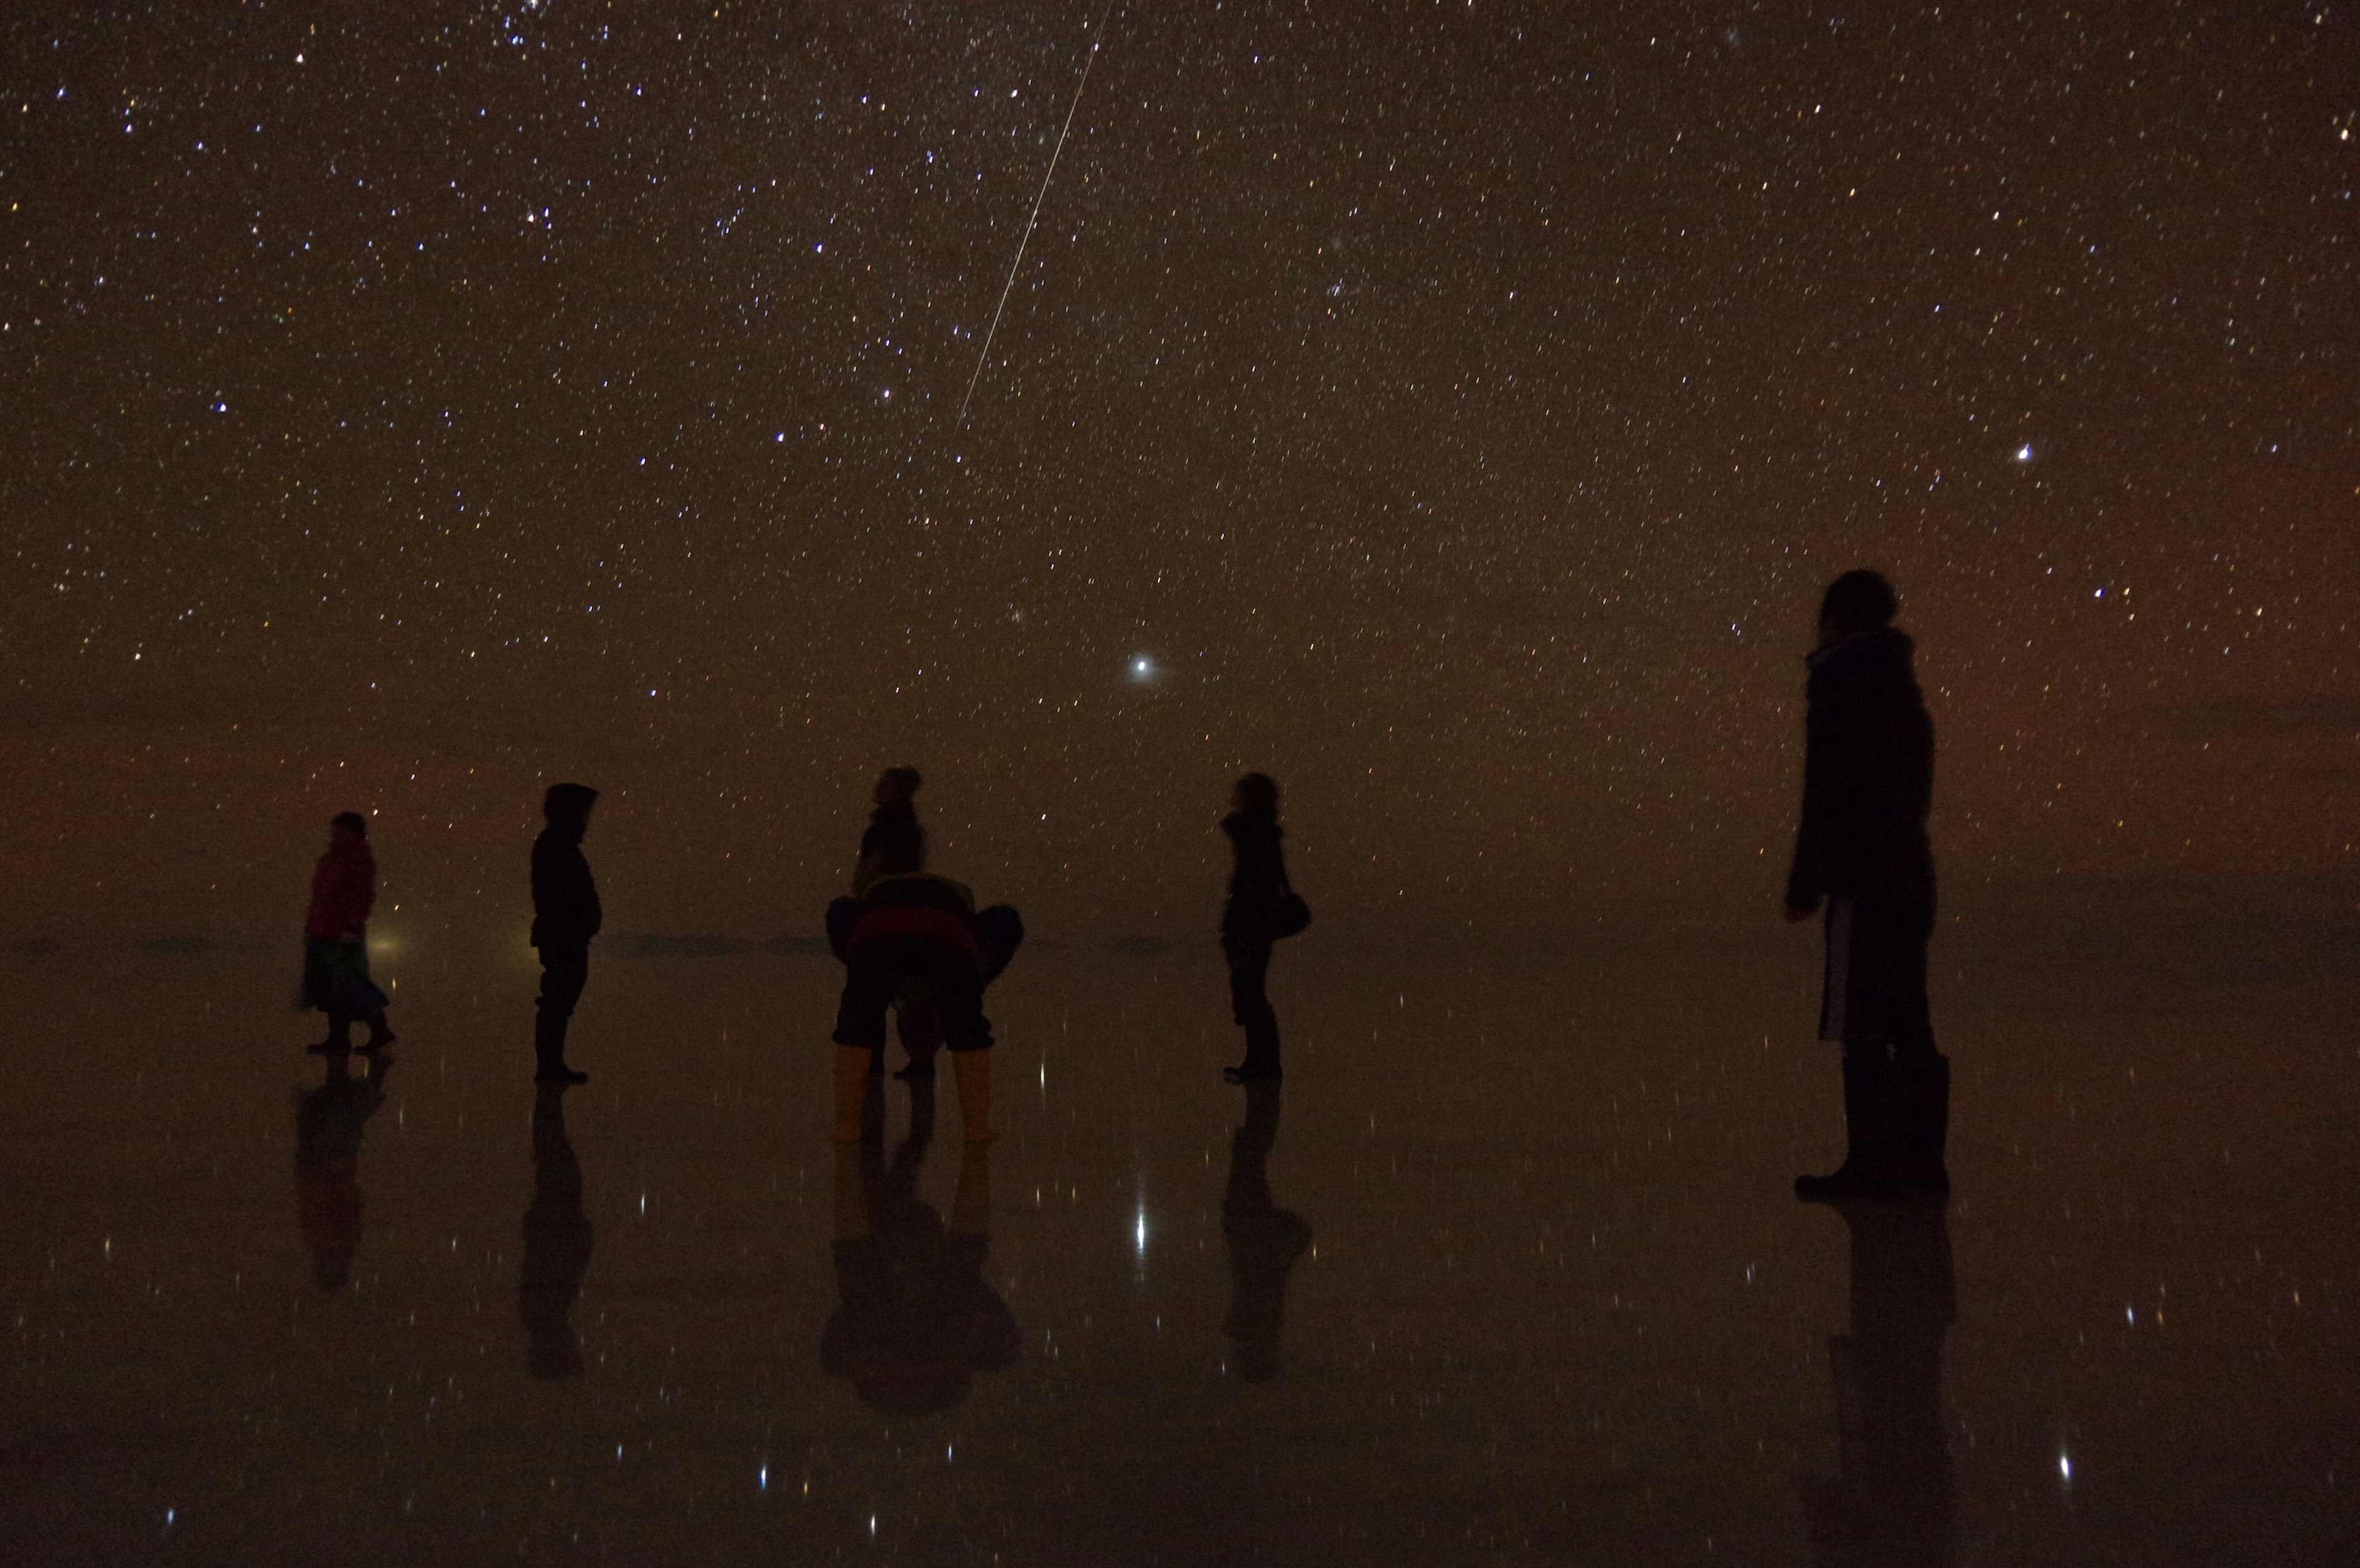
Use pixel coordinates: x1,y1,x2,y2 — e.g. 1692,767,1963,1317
302,812,393,1054
531,783,602,1085
1784,571,1949,1200
1219,773,1302,1084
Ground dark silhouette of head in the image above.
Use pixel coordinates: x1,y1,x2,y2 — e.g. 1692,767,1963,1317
330,811,368,840
542,782,599,833
1819,570,1900,640
873,766,923,807
1233,772,1280,822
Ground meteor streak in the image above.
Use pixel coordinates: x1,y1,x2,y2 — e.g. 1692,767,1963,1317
956,1,1119,426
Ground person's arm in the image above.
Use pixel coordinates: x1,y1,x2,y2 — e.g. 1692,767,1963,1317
1784,681,1838,917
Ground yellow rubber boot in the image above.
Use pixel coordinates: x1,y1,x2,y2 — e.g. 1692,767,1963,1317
951,1049,996,1143
832,1046,874,1143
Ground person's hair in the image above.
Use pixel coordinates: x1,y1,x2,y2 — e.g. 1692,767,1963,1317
331,811,368,837
542,782,599,823
1819,570,1899,638
877,766,922,801
1233,772,1280,821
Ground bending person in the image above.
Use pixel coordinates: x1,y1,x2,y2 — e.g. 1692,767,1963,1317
829,834,1020,1144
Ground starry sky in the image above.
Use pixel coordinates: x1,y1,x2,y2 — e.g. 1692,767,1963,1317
2,1,2354,941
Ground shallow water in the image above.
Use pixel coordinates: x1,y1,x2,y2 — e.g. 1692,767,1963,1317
2,914,2356,1565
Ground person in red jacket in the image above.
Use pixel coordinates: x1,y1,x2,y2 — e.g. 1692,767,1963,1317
301,812,393,1054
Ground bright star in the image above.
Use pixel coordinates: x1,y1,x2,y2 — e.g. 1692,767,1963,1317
2016,444,2034,462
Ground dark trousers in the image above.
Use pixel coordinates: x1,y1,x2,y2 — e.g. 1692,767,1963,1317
538,944,589,1022
537,943,590,1066
1224,936,1280,1073
833,935,992,1056
1820,894,1935,1054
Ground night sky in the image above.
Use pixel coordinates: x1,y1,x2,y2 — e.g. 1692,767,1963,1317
4,1,2353,941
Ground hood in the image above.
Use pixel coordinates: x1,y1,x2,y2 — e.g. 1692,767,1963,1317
541,782,599,838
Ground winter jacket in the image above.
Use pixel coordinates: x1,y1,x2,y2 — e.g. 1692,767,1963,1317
1785,626,1936,907
853,800,926,895
1221,813,1288,940
531,828,602,949
305,839,377,939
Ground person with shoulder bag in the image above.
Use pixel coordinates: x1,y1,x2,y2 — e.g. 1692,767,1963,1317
1219,772,1307,1083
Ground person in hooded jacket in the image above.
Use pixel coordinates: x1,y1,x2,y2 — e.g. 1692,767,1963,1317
1784,571,1949,1201
301,812,393,1054
531,783,602,1084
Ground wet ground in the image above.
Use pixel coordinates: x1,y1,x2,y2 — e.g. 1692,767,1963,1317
2,911,2356,1564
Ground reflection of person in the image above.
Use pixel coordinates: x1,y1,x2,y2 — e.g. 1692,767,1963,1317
1800,1201,1957,1567
301,812,393,1055
294,1049,391,1292
1219,774,1292,1083
1221,1079,1312,1381
1784,572,1949,1201
520,1084,596,1379
822,1105,1017,1415
530,783,602,1085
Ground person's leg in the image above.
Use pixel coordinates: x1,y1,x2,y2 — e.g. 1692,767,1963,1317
535,945,590,1083
1225,939,1280,1080
309,1009,353,1055
305,938,353,1053
832,944,902,1142
1851,894,1946,1198
894,999,943,1081
931,952,996,1143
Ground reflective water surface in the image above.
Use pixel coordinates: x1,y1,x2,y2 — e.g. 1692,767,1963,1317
3,912,2355,1564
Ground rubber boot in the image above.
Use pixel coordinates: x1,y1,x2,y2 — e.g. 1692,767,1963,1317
535,1013,587,1084
951,1049,996,1143
832,1046,875,1143
1796,1051,1900,1201
1889,1051,1952,1200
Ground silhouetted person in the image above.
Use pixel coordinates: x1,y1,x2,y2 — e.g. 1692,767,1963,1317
831,767,950,1081
531,783,601,1084
1785,572,1948,1201
520,1083,596,1379
301,812,392,1054
1221,1079,1313,1382
822,1105,1017,1415
1221,772,1305,1083
829,864,1021,1145
852,765,927,896
1800,1201,1957,1567
294,1048,391,1292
